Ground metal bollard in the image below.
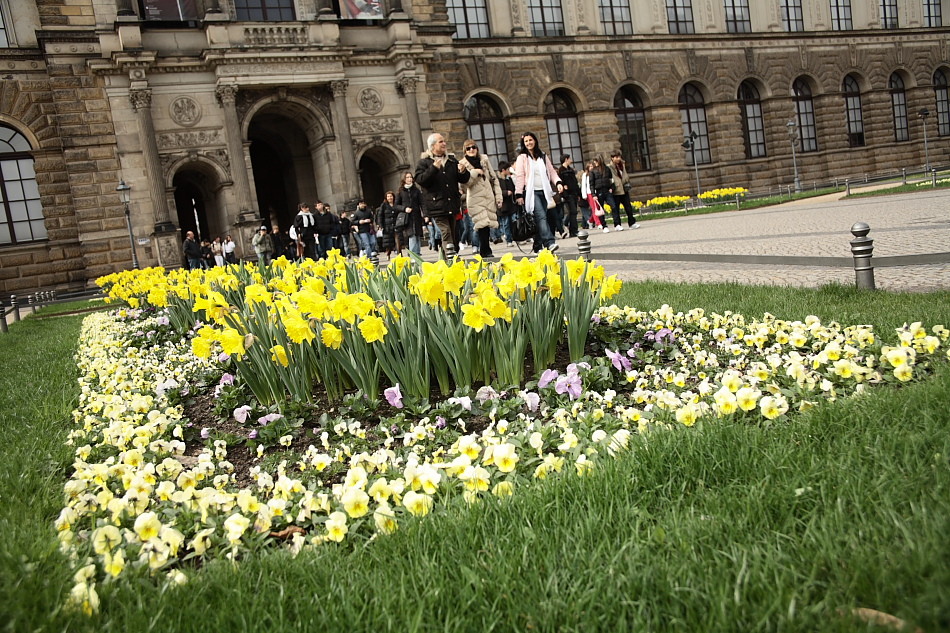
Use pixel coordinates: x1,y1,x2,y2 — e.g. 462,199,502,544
902,168,907,185
576,230,591,261
845,179,850,195
735,193,740,209
369,252,380,268
850,222,875,290
932,168,938,186
11,295,19,322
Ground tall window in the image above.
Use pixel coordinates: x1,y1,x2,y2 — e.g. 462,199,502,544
890,73,909,142
793,78,818,152
140,0,201,21
600,0,633,35
843,75,865,147
781,0,804,31
614,86,652,171
233,0,295,20
0,3,9,47
528,0,565,36
679,83,711,165
447,0,490,39
935,69,950,136
666,0,695,34
738,81,767,159
924,0,942,27
0,125,45,246
544,89,583,165
463,94,509,169
880,0,899,28
724,0,751,33
830,0,852,30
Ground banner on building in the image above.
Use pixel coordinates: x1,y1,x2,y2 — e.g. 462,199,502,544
339,0,383,19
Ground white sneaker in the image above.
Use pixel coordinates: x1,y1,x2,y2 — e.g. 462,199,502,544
616,226,624,231
602,227,609,233
632,223,641,229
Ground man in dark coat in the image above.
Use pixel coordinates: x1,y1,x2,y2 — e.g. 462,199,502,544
414,132,471,258
182,230,202,270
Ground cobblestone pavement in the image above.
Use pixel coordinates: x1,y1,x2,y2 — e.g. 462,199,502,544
411,187,950,292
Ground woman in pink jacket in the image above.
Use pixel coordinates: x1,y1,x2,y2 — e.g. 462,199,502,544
513,131,563,253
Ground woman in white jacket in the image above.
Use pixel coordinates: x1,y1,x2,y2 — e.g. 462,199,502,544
459,139,502,258
513,131,563,253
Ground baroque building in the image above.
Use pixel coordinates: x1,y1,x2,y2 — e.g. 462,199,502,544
0,0,948,294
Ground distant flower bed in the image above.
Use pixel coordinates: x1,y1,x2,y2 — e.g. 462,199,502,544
643,195,691,210
699,187,749,203
56,255,950,615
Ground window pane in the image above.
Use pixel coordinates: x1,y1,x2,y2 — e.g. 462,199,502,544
924,0,942,27
724,0,751,33
448,0,490,39
599,0,633,35
528,0,565,36
615,87,652,171
31,220,47,240
1,160,19,180
9,200,26,221
781,0,804,31
666,0,695,33
879,0,898,28
0,124,46,246
830,0,852,30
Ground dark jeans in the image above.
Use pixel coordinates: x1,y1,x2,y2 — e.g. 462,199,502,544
561,196,578,236
317,233,334,258
477,226,492,257
606,191,637,226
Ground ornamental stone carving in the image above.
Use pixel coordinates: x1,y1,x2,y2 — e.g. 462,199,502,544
330,80,349,98
396,76,418,95
130,88,152,111
357,87,383,114
170,96,201,127
353,134,406,161
216,84,239,106
352,118,401,134
157,130,223,149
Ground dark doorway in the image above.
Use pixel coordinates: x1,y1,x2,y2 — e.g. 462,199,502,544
173,174,209,240
358,145,404,209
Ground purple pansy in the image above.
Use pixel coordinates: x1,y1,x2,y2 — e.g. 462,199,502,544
233,405,252,424
538,368,559,389
384,384,404,409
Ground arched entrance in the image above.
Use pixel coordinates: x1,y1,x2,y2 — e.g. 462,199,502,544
248,100,328,231
358,145,405,209
173,163,225,242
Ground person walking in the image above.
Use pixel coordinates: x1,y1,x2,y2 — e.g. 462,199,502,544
269,226,288,260
352,199,377,257
590,157,621,231
394,171,425,255
377,191,399,257
251,225,273,265
513,131,563,253
313,201,336,258
558,154,581,238
609,151,640,229
182,230,202,270
293,202,317,259
223,234,238,263
211,236,225,267
581,161,606,231
496,160,516,247
414,132,471,258
459,139,502,259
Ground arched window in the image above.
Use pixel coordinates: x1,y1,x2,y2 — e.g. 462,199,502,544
738,81,766,159
0,125,45,246
889,73,909,142
792,77,818,152
934,69,950,136
614,86,652,171
679,83,711,165
843,74,865,147
447,0,490,39
543,89,583,165
463,94,509,169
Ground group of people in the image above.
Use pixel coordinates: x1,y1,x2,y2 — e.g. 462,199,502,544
183,132,641,267
182,232,237,270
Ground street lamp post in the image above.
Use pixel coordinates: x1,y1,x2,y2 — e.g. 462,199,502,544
116,180,139,269
918,108,931,173
786,120,801,193
682,130,701,200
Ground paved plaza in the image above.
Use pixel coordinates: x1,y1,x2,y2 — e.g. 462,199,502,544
414,187,950,293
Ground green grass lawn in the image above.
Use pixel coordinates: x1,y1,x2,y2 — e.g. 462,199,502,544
1,282,948,632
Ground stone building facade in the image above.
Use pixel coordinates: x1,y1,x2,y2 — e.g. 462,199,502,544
0,0,948,295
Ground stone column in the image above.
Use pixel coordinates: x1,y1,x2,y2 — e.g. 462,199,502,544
215,83,258,221
329,80,359,201
130,87,175,232
397,76,423,161
116,0,135,17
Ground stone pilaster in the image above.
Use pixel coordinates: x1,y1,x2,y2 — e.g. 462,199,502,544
397,75,423,160
129,87,175,232
215,83,258,221
329,80,359,201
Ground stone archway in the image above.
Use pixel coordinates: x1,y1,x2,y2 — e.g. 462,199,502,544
357,145,405,209
172,163,225,243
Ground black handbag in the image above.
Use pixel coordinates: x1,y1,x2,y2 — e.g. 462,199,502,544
395,211,410,230
511,205,536,242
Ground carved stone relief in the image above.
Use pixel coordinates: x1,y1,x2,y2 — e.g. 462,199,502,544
352,118,401,134
170,96,201,127
157,130,222,149
353,134,406,161
357,87,384,114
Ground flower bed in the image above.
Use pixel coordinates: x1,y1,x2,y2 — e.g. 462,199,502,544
698,187,749,203
57,254,950,614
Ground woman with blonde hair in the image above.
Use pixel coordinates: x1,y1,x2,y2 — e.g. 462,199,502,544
458,139,502,258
